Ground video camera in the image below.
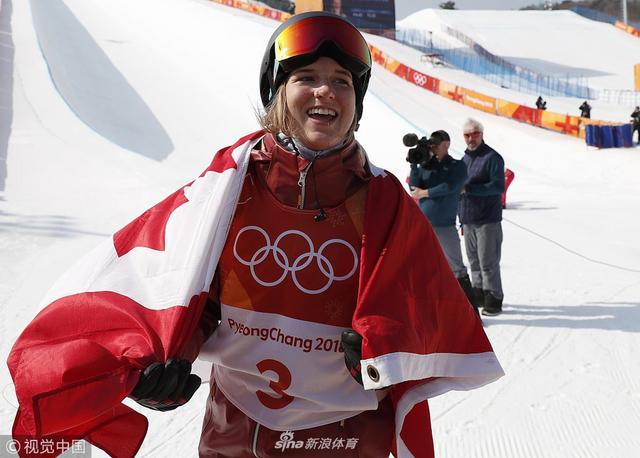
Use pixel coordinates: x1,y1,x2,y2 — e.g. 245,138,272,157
403,133,436,165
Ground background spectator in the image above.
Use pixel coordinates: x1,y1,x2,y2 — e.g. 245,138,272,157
409,130,478,316
579,101,592,119
459,118,506,316
631,106,640,144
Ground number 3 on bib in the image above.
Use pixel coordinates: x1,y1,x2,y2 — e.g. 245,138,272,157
256,359,294,409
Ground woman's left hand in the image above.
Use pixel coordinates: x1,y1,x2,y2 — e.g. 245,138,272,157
130,358,201,411
341,329,363,386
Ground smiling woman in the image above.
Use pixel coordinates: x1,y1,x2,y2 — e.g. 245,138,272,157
8,10,502,458
257,12,370,155
282,57,356,150
178,12,500,457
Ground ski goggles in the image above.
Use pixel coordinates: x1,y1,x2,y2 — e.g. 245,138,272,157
273,15,371,76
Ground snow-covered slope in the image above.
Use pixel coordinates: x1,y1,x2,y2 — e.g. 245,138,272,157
1,1,640,456
401,8,640,90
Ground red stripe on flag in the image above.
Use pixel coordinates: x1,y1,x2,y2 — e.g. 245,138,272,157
114,189,188,256
113,130,264,257
400,400,433,457
9,291,207,437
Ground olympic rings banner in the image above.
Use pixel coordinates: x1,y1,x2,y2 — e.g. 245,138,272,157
406,68,439,92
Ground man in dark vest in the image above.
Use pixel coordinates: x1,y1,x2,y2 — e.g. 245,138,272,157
459,118,505,316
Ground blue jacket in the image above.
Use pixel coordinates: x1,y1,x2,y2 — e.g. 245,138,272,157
459,142,505,225
409,155,467,227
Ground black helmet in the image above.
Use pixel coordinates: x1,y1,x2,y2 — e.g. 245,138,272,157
259,11,372,121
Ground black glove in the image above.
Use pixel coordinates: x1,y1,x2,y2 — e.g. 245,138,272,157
341,329,363,386
130,358,201,411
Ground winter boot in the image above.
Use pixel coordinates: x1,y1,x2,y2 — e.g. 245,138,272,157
472,287,485,308
481,291,503,316
458,275,480,318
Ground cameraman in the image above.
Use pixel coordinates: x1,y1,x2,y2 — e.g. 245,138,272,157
409,130,478,316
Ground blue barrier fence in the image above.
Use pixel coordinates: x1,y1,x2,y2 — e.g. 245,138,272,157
395,27,595,99
585,124,634,148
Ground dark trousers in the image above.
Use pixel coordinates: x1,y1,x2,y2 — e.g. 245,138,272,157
463,222,503,300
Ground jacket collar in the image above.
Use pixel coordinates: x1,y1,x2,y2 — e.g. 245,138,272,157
251,134,371,209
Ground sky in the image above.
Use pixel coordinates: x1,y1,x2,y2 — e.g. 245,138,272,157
2,0,640,457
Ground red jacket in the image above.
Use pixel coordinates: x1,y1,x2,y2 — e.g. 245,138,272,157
8,131,503,457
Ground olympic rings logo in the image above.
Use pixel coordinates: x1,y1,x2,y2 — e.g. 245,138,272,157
233,226,358,295
413,72,427,86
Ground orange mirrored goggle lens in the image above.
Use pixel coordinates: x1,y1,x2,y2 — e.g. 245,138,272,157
274,16,371,74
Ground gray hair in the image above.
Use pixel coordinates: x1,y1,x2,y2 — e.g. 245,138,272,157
463,118,484,134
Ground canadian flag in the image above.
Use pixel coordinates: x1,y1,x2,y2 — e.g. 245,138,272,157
8,130,503,457
354,165,503,456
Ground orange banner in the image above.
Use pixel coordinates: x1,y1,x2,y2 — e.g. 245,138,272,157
370,46,385,66
616,20,640,37
369,46,407,78
496,100,543,126
540,112,581,137
635,64,640,91
209,0,289,21
462,89,496,114
496,99,519,118
382,56,409,78
294,0,322,14
438,80,463,103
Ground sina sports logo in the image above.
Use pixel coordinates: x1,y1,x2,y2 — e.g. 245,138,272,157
274,431,304,451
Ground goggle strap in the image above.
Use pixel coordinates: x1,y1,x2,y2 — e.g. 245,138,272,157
271,57,281,101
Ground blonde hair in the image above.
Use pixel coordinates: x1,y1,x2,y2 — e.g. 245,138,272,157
257,80,359,141
257,84,296,137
